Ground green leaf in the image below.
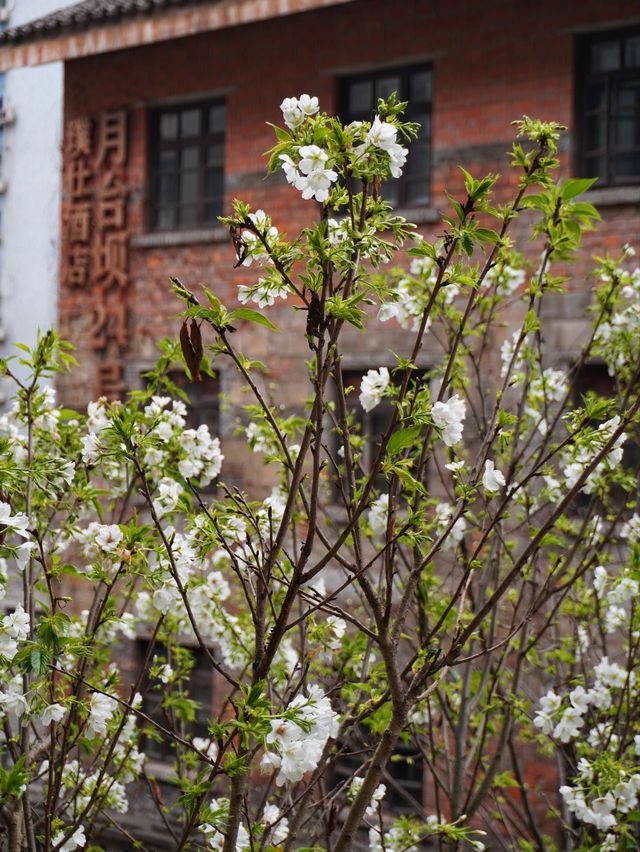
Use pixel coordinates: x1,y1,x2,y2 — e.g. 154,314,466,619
570,201,601,221
475,227,501,245
523,309,540,334
228,307,278,331
560,177,597,200
493,770,520,789
325,296,365,330
387,425,422,456
23,646,51,676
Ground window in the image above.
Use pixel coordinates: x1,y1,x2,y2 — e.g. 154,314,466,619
148,98,225,230
337,368,428,490
137,640,213,761
572,361,639,512
578,29,640,185
341,369,397,485
333,736,424,816
170,371,220,433
339,65,432,206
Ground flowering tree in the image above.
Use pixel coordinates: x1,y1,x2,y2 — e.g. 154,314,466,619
0,94,639,852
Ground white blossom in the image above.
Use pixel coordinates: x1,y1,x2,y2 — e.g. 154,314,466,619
40,703,67,726
52,825,86,852
262,803,289,844
533,690,561,735
368,494,389,536
262,686,339,785
87,692,117,737
3,605,30,641
431,396,466,446
482,459,506,493
94,524,123,553
0,502,29,538
0,676,28,717
435,503,467,550
553,706,584,743
593,565,608,594
280,94,318,130
359,368,390,413
364,115,409,178
325,616,346,651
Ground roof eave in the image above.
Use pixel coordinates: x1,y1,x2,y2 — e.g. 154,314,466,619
0,0,358,71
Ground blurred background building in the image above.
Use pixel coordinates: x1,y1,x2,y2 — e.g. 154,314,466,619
0,0,65,400
0,0,638,844
0,1,637,469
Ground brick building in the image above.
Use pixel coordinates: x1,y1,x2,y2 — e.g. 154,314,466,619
0,1,638,495
0,0,639,846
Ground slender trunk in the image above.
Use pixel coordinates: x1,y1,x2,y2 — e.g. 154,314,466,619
7,807,23,852
333,713,406,852
223,760,249,852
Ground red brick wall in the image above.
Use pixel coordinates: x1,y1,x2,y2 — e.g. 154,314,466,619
54,1,639,834
59,0,640,456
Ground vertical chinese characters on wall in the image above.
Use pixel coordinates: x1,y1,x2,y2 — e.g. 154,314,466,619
62,111,130,400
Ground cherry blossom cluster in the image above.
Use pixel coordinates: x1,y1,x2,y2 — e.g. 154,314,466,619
83,395,223,491
594,248,640,375
277,95,411,205
561,415,626,495
261,685,340,785
359,367,390,412
201,798,289,850
483,259,526,295
431,395,466,447
355,115,408,179
378,256,450,332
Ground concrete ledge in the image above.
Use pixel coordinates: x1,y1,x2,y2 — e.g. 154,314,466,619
131,226,228,248
584,186,640,207
395,205,441,225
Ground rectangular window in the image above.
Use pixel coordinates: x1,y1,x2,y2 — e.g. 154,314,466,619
332,736,424,815
170,371,220,433
337,368,428,491
341,369,397,485
148,98,225,231
571,361,639,513
339,65,432,206
137,640,213,761
578,28,640,185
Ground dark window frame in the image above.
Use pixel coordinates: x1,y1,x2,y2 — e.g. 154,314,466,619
338,64,432,207
137,639,214,762
147,97,225,231
332,734,424,816
336,367,430,492
570,360,640,514
576,27,640,186
169,370,221,434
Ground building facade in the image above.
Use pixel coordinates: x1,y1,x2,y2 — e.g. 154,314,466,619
1,0,638,483
0,0,638,845
0,0,65,399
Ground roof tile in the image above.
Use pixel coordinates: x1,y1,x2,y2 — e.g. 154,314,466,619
0,0,207,44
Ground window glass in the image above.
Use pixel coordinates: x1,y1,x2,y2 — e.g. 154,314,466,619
209,103,225,133
181,109,201,137
376,75,400,101
579,30,640,185
590,40,620,73
159,113,178,140
138,641,213,761
626,35,640,68
340,66,432,206
348,80,373,114
149,98,225,230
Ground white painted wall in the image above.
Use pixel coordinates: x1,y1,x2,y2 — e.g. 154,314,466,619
0,0,65,397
